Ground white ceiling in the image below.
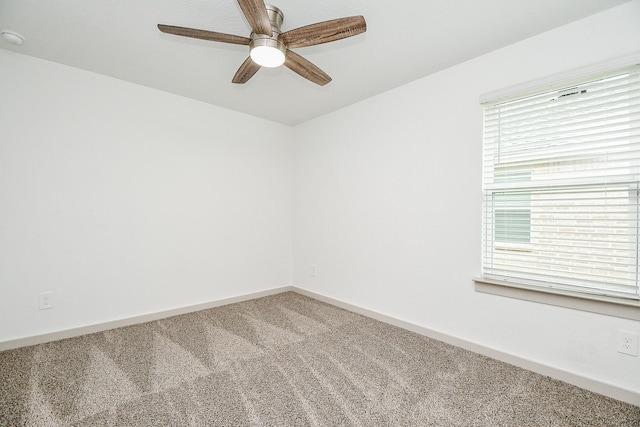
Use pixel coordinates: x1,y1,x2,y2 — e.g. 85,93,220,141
0,0,631,125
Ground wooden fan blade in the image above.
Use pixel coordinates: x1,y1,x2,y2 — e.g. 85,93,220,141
284,50,331,86
158,24,250,45
232,57,261,84
280,16,366,49
237,0,272,36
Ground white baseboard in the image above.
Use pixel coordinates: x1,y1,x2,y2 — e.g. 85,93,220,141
2,284,638,406
0,286,295,352
292,287,640,407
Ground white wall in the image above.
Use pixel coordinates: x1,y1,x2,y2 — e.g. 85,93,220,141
0,50,293,341
293,1,640,397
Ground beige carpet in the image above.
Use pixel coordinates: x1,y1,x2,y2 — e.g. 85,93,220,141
1,291,638,426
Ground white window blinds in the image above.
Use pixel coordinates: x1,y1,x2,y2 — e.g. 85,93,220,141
482,64,640,300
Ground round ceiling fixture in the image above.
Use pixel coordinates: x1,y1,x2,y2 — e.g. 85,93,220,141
250,36,286,68
1,30,25,46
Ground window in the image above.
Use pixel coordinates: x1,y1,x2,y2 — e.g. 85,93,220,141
481,64,640,302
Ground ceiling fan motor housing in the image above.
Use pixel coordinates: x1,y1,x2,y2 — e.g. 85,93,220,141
249,4,286,66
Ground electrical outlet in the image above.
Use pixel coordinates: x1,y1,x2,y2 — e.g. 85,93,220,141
616,330,638,356
311,265,317,277
39,292,53,310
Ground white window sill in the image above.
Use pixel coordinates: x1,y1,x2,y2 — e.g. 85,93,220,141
474,278,640,321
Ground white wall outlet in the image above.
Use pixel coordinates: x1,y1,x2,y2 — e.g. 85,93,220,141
616,330,638,356
311,265,317,277
39,292,53,310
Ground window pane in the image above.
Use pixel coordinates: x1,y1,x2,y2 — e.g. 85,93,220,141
495,210,531,243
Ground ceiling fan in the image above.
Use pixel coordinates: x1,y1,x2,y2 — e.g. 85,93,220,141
158,0,366,86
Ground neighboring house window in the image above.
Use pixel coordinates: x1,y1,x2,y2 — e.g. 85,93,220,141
481,65,640,301
493,171,531,244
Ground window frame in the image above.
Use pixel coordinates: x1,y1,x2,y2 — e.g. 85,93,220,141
476,55,640,319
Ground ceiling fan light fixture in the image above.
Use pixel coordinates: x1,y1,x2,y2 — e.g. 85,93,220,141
249,36,285,68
